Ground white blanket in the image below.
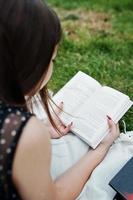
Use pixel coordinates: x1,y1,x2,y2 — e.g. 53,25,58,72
33,99,133,200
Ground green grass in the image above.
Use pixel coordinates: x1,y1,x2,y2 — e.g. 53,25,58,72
47,0,133,11
47,0,133,130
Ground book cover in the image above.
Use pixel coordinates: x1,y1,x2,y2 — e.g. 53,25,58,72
109,157,133,200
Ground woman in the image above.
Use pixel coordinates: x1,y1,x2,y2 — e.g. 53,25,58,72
0,0,120,199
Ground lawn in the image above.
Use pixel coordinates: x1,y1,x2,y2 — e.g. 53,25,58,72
47,0,133,130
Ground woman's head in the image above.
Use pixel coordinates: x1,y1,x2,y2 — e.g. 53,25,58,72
0,0,62,104
0,0,62,132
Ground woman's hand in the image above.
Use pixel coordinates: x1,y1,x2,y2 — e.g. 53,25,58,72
89,116,120,167
101,116,120,148
49,102,73,139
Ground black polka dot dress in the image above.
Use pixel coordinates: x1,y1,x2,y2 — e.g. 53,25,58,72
0,101,34,200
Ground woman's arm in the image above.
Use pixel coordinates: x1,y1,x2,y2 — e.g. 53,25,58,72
12,117,119,200
54,143,110,199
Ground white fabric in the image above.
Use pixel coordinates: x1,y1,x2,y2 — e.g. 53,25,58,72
33,99,133,200
50,132,133,200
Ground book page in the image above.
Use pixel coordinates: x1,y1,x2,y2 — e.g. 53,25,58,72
100,86,132,122
52,71,101,123
75,86,130,122
114,100,133,122
70,86,132,148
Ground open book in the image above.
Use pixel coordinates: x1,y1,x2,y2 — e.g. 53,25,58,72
52,71,133,149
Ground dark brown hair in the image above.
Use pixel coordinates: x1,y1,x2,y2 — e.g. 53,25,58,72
0,0,62,132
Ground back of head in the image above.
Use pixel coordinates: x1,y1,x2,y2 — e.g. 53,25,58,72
0,0,62,106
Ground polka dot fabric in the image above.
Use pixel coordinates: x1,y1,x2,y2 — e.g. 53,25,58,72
0,101,34,200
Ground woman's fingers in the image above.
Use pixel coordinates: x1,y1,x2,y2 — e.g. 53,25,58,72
52,101,64,126
107,115,120,138
116,123,120,135
55,101,63,115
53,101,63,124
60,122,73,135
50,101,73,137
101,116,120,147
107,116,116,133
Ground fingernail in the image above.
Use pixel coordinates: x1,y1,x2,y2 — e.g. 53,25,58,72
71,122,73,126
107,115,112,120
61,101,63,104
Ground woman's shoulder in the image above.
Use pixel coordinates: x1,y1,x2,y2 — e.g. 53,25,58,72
0,101,52,199
0,101,51,166
19,115,50,143
14,116,51,155
0,100,51,168
12,116,52,199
